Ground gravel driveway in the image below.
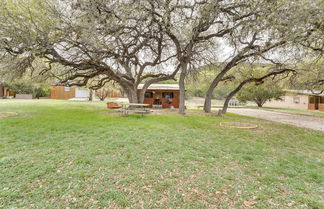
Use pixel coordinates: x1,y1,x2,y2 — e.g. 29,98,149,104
226,108,324,132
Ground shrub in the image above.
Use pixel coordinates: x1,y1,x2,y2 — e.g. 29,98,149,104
96,89,110,101
33,87,50,99
237,82,284,107
5,82,50,99
7,83,34,94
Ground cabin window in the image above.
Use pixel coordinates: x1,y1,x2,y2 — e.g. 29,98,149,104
320,97,324,104
64,87,70,92
162,92,174,98
309,96,315,104
144,92,153,98
293,97,300,104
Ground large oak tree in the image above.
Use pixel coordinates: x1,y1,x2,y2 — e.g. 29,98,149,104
0,0,179,103
0,0,322,114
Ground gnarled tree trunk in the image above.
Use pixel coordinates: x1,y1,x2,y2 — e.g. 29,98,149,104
138,83,151,104
219,68,294,115
219,82,246,115
125,87,139,103
178,63,188,115
255,100,265,107
203,76,224,113
203,64,237,113
203,85,215,113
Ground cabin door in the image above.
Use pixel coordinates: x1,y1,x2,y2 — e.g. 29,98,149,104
162,92,174,108
0,85,4,97
75,88,90,98
314,96,320,110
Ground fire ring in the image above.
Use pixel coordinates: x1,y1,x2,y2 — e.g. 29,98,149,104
220,122,258,129
0,112,18,118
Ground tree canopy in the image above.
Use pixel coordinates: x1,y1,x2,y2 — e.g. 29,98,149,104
237,82,284,107
0,0,323,114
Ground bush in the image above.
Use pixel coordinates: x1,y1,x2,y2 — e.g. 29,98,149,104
95,89,111,101
33,87,50,99
186,84,233,100
6,83,34,94
5,82,50,99
237,82,284,107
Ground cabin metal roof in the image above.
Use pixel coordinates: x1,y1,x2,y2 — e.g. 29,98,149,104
138,84,179,90
286,90,324,96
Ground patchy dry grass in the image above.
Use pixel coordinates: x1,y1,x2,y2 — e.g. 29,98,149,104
0,100,323,208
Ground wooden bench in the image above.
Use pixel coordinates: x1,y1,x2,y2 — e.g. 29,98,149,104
107,102,122,109
124,108,150,117
132,109,150,117
120,103,150,116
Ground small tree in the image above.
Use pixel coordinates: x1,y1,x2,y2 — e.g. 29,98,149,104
6,83,34,95
33,87,50,99
237,83,284,107
6,82,50,99
95,89,110,101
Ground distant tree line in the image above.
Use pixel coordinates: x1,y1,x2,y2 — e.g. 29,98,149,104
0,0,322,114
4,82,50,99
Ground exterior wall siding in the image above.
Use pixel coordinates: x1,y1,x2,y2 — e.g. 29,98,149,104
108,91,121,98
143,98,154,108
0,85,14,97
51,86,121,100
308,104,315,110
319,104,324,111
0,85,4,97
140,90,180,108
75,88,90,98
51,86,76,100
15,94,33,99
264,94,309,110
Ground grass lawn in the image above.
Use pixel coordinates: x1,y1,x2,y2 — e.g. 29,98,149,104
0,100,323,208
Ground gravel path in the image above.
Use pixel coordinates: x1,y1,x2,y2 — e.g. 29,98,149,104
226,108,324,132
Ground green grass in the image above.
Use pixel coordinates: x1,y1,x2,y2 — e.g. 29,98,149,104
0,100,323,208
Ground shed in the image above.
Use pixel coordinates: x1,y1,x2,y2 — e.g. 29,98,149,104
138,84,180,108
264,90,324,111
0,83,4,98
51,86,96,100
51,86,78,100
51,86,121,100
0,83,14,98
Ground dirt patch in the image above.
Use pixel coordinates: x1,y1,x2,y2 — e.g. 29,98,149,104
226,108,324,132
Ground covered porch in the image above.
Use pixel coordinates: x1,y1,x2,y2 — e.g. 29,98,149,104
308,95,324,111
138,84,180,108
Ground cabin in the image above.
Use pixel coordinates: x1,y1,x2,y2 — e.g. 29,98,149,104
51,86,121,100
0,83,5,98
264,90,324,111
51,86,86,100
0,83,14,98
138,84,180,108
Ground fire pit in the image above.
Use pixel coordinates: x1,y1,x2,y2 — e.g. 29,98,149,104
220,122,258,129
0,112,18,118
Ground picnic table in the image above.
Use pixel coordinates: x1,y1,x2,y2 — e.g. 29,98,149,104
120,103,150,116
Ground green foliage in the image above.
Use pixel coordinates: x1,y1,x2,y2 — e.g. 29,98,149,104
237,82,284,107
0,0,322,106
33,87,50,99
290,58,324,91
187,84,233,100
6,83,34,94
5,82,50,98
186,65,235,99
